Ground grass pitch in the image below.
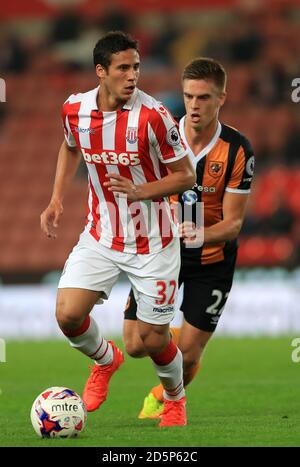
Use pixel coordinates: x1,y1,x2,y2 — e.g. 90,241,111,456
0,337,299,447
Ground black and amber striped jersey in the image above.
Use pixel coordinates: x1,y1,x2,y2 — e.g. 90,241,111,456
172,118,255,265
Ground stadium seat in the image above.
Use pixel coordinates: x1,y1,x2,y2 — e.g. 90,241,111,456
237,236,294,266
1,67,299,276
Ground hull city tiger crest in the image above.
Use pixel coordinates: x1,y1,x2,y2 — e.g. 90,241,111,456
126,127,138,144
208,161,224,178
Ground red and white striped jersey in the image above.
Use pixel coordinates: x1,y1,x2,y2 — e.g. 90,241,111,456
61,86,187,254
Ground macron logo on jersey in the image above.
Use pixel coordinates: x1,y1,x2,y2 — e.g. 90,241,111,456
82,149,141,166
75,127,96,134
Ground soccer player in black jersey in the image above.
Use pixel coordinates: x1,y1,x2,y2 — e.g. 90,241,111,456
122,57,255,419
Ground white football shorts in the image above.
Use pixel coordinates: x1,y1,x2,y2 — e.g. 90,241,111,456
58,231,180,325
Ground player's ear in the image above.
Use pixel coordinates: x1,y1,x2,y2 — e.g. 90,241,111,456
96,64,107,79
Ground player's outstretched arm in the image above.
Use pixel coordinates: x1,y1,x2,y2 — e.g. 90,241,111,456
40,141,81,239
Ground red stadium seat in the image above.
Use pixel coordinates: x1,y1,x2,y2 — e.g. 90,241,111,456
237,236,294,266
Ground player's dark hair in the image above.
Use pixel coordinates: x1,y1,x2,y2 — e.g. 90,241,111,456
93,31,139,69
182,57,227,91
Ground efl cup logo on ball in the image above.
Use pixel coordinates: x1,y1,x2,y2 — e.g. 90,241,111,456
182,190,198,205
30,387,87,438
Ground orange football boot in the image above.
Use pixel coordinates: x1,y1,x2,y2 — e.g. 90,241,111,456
159,396,187,427
82,341,124,412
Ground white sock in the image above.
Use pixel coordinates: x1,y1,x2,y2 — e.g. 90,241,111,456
152,346,185,401
66,316,113,366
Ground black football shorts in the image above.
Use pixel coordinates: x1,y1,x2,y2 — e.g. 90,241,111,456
124,249,237,333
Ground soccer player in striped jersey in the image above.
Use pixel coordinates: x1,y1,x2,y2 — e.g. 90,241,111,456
123,57,255,419
40,31,196,427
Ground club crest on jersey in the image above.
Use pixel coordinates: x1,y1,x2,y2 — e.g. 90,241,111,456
208,161,223,178
126,127,138,144
158,105,168,116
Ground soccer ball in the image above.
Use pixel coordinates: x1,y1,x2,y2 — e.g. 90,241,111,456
30,386,87,438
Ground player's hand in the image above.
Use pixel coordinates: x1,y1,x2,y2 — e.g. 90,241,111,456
40,200,63,239
179,221,204,248
103,173,141,201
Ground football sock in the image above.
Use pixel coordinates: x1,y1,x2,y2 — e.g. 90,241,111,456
150,321,201,400
150,362,201,402
62,316,113,366
149,327,182,402
151,340,185,401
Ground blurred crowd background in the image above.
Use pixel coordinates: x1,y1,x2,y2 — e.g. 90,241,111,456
0,0,300,283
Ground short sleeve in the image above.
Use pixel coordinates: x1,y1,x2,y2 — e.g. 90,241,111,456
61,98,77,148
148,104,187,164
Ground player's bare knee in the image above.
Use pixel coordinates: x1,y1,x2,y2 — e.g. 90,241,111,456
56,311,81,332
137,322,169,355
123,336,145,358
138,323,166,341
125,342,145,358
140,333,168,356
123,320,146,357
55,300,83,332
